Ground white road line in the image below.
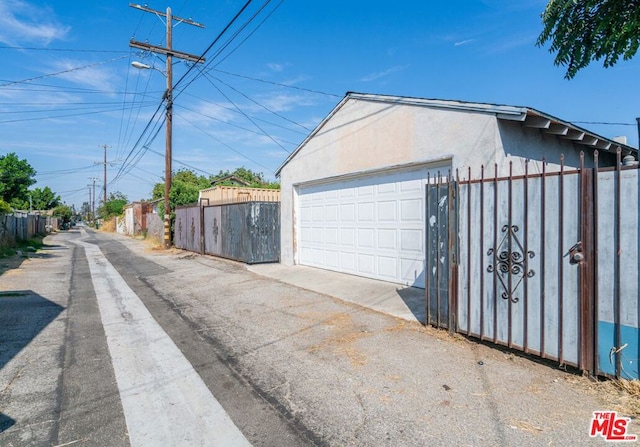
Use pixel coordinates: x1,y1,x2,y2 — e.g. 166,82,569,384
74,235,251,447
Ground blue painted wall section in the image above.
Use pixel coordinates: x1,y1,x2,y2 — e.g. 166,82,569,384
597,321,639,379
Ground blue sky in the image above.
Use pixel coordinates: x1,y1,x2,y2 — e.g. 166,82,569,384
1,0,638,210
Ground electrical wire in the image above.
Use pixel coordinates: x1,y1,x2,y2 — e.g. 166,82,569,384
179,92,308,135
199,69,291,154
0,104,157,124
212,68,341,98
171,0,256,95
571,121,636,126
211,0,284,68
174,103,302,145
209,74,311,131
0,45,129,53
174,110,275,172
0,55,129,88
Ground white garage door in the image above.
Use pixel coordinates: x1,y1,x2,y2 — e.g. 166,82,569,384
297,167,433,288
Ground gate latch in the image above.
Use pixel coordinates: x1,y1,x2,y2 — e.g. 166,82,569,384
567,241,584,265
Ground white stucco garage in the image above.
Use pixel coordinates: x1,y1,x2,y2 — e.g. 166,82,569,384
297,166,442,288
276,92,633,288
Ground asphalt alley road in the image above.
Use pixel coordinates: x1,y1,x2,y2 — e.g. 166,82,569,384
0,228,309,447
1,228,638,446
73,235,251,446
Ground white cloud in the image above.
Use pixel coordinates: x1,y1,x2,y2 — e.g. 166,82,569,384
267,63,284,72
0,0,69,45
47,59,117,92
253,92,316,113
454,39,475,47
360,65,408,82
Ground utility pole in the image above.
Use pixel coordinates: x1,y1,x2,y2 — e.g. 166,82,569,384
89,177,98,225
98,144,111,203
87,185,93,222
129,4,205,249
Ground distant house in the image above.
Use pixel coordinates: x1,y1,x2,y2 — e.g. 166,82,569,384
210,175,251,187
117,201,154,236
276,92,637,288
198,185,280,205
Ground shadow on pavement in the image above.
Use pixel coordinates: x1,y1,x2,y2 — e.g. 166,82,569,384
0,413,16,433
0,290,65,371
395,287,426,323
0,243,67,275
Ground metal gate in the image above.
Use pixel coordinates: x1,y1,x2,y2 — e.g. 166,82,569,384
425,173,456,329
175,205,202,253
428,151,640,379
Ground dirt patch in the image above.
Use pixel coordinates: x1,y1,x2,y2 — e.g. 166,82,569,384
307,312,373,367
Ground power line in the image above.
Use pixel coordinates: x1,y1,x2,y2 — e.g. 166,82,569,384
212,68,341,98
0,103,158,124
171,0,256,96
571,121,636,126
175,110,275,172
0,45,129,53
211,0,284,68
209,73,311,131
199,69,290,154
143,146,216,177
0,102,156,115
179,92,308,135
0,55,129,88
174,103,303,145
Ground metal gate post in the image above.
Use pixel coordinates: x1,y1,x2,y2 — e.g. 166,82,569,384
448,175,458,333
579,153,597,374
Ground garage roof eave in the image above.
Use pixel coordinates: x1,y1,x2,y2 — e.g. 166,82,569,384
276,93,638,177
519,108,638,156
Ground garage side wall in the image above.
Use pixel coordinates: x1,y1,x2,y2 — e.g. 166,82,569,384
281,100,495,265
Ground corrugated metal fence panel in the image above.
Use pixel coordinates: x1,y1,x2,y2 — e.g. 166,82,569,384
203,206,222,256
175,206,202,252
245,202,280,263
174,207,189,250
186,206,202,253
180,202,280,264
596,166,639,379
457,170,582,366
220,203,251,262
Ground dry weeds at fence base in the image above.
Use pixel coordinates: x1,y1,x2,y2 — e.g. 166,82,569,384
599,379,640,418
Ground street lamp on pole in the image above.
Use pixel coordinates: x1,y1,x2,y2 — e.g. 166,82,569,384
129,4,204,249
131,57,172,250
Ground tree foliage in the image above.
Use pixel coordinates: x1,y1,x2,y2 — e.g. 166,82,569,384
0,198,11,214
0,152,37,207
151,167,280,215
98,192,128,219
537,0,640,79
211,167,280,189
53,204,73,224
30,187,61,210
11,186,62,211
152,169,211,213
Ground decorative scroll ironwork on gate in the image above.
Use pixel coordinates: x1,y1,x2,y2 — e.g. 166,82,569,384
486,225,535,304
